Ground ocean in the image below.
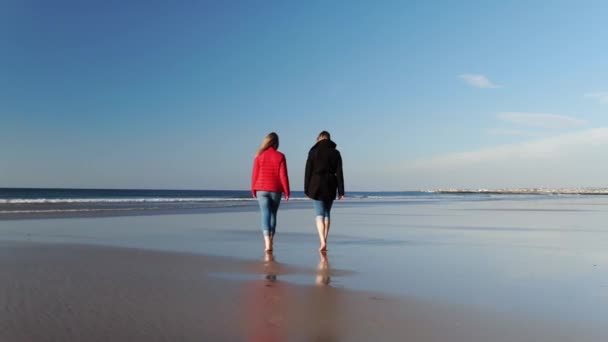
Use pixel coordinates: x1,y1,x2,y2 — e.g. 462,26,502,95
0,187,583,219
0,188,437,218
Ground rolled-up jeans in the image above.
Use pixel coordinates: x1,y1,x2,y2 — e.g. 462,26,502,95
313,199,333,219
256,191,282,236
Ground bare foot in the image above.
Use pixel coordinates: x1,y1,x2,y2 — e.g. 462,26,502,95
319,244,327,252
264,251,274,262
264,235,272,252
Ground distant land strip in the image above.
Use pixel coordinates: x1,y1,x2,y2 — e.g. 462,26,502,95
431,188,608,195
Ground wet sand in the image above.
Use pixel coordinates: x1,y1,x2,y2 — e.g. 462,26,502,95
0,241,602,342
2,196,608,341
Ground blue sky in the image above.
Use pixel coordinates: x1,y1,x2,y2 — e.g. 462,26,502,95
1,0,608,190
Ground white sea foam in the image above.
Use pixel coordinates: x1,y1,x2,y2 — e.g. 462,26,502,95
0,197,314,204
0,208,142,214
0,197,252,204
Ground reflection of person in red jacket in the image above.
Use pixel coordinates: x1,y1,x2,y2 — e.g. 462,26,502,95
251,132,290,252
242,252,286,342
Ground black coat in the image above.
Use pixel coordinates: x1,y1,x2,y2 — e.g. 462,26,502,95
304,139,344,201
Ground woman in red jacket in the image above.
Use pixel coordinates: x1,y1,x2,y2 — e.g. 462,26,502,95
251,132,290,252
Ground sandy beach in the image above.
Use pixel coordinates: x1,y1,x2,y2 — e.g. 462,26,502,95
1,242,597,342
1,196,607,341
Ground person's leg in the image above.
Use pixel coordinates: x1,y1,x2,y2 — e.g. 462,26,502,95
323,200,334,243
316,217,326,251
268,192,282,236
268,192,282,249
323,218,330,243
313,200,327,251
257,191,272,251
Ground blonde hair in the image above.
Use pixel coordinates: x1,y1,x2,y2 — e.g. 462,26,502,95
256,132,279,157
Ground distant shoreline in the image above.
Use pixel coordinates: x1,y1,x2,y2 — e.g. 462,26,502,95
432,188,608,195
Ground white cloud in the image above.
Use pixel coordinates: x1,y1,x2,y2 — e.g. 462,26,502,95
584,92,608,104
410,128,608,167
497,112,587,129
486,129,543,137
459,74,500,89
399,128,608,188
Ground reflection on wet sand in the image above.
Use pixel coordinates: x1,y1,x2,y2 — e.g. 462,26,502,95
243,252,346,341
307,252,339,341
263,251,278,281
243,252,285,342
316,252,331,286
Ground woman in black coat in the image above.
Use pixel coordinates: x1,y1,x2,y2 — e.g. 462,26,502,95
304,131,345,252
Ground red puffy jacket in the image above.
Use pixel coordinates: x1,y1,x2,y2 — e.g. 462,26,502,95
251,147,290,198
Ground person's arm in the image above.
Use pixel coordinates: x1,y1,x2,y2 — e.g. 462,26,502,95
251,156,260,197
304,151,313,197
336,151,345,199
279,155,290,200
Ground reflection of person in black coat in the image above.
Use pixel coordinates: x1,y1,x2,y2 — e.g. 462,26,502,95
304,131,345,252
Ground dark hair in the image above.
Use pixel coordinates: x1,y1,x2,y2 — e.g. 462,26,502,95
317,131,331,140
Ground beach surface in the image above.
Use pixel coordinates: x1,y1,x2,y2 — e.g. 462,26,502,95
1,195,607,341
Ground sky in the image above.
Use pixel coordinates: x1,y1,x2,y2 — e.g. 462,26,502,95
1,0,608,191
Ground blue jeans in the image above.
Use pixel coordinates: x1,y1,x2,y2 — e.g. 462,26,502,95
313,199,333,219
257,191,282,236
